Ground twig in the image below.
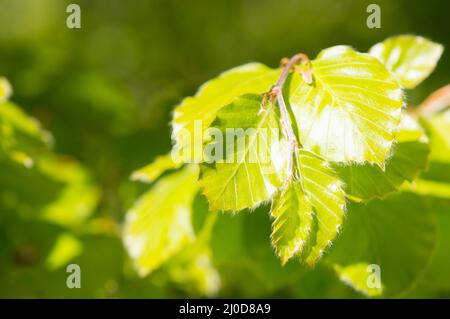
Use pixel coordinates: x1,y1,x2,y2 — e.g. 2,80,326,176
412,83,450,117
262,53,310,185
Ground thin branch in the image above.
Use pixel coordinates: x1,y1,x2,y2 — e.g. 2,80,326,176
412,83,450,117
263,53,310,185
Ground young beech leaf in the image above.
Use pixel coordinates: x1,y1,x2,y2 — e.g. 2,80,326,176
270,150,346,265
333,114,430,202
289,45,403,168
124,165,199,276
131,154,182,183
199,94,288,212
326,192,437,297
271,182,314,265
171,63,280,161
369,35,444,89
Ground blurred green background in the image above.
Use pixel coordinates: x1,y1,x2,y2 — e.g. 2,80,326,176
0,0,449,298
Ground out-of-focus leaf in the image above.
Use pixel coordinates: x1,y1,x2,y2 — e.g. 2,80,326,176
172,63,279,162
0,77,12,102
331,263,382,297
369,35,443,89
270,150,346,265
0,101,52,167
405,197,450,297
45,233,83,270
289,46,403,168
124,165,199,276
333,114,429,201
131,154,182,183
421,109,450,163
0,155,99,228
167,245,220,297
37,156,100,228
210,204,306,297
326,193,437,297
404,179,450,200
199,94,287,211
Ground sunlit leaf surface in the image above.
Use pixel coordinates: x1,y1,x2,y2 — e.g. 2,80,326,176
172,63,279,161
0,101,52,167
271,150,346,265
369,35,443,89
0,77,12,102
131,154,182,183
199,94,287,211
334,114,429,201
124,165,199,276
289,46,403,167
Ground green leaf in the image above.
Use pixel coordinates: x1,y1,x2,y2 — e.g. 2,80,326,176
166,245,220,297
289,46,403,168
198,94,287,211
421,109,450,163
37,156,100,228
405,179,450,200
124,165,199,276
271,182,314,265
0,101,52,167
172,63,279,162
326,192,437,297
210,204,307,297
405,197,450,297
369,35,444,89
333,114,429,201
131,154,182,183
270,150,346,265
0,77,12,102
0,155,99,228
45,233,83,270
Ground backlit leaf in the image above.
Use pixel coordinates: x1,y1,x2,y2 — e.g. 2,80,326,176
198,94,287,211
270,150,346,265
172,63,279,162
131,154,182,183
421,109,450,163
124,165,199,276
369,35,444,89
0,101,52,167
289,45,403,168
333,114,429,201
37,156,101,228
0,77,12,102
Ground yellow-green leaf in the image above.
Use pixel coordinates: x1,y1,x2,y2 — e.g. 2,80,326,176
0,101,52,167
289,45,403,168
271,150,346,265
38,155,101,228
421,109,450,163
124,165,199,276
270,182,313,265
333,114,430,201
0,77,12,102
369,35,444,89
172,63,279,162
131,154,182,183
198,94,287,211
